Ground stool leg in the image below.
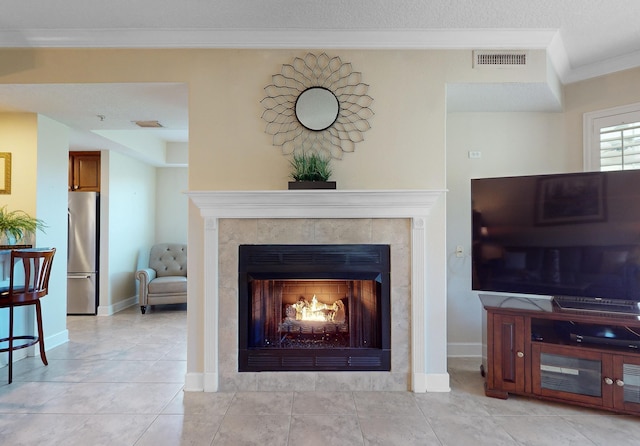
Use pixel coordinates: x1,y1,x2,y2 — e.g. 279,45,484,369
8,305,13,384
35,300,48,366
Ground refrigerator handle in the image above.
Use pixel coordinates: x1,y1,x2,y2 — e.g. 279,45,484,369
67,208,71,261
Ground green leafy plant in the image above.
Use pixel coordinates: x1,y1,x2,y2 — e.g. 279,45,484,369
0,206,47,243
289,152,333,182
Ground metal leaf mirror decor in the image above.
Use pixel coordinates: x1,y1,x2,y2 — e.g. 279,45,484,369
261,53,374,159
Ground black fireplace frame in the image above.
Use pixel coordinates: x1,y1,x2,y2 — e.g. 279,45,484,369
238,244,391,372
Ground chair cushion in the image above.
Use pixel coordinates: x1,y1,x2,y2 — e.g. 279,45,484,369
148,276,187,294
149,244,187,278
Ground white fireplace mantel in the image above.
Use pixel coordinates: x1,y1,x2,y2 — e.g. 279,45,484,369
187,189,450,393
188,189,441,219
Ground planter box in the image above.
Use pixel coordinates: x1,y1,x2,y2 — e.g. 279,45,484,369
288,181,336,190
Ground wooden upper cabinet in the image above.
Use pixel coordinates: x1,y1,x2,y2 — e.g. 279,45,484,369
69,151,100,192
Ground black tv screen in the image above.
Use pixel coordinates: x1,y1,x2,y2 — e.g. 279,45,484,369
471,170,640,303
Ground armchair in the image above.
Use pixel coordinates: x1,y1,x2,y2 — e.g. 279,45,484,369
135,243,187,314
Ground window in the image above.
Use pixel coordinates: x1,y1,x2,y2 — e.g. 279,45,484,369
584,103,640,171
599,122,640,171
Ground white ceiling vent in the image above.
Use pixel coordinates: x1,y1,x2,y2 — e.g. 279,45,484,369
473,50,527,68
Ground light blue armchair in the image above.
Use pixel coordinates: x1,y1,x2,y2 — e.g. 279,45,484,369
135,243,187,314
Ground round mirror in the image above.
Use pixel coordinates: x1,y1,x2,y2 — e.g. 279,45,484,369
295,87,340,131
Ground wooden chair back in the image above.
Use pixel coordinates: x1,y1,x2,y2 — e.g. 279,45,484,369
9,248,56,301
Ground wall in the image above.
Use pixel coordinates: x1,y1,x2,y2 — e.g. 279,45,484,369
156,167,188,244
564,66,640,164
444,67,640,357
183,49,452,379
0,47,561,381
185,50,449,190
0,113,39,366
36,115,70,349
101,150,156,314
445,112,569,356
0,113,38,212
0,113,68,366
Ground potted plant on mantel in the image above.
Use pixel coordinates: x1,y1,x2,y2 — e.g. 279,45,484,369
287,152,336,190
0,206,46,247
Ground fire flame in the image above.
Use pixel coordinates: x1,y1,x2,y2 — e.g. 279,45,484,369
294,295,337,322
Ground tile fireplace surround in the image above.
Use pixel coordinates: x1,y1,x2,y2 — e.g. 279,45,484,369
188,190,449,393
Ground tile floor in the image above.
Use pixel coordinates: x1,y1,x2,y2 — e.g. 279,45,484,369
2,305,640,445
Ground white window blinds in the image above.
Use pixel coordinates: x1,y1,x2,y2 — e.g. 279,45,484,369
600,122,640,171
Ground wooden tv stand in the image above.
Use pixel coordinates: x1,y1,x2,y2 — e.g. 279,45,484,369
481,294,640,415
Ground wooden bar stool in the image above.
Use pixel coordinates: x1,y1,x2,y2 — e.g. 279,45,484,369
0,248,56,384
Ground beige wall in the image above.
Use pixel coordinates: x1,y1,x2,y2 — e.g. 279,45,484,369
156,167,188,245
0,47,553,193
185,49,450,190
0,47,564,378
0,113,38,214
564,66,640,164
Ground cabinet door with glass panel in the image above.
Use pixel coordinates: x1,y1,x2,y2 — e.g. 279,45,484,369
612,355,640,413
532,344,613,408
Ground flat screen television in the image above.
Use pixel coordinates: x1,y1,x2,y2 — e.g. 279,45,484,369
471,169,640,310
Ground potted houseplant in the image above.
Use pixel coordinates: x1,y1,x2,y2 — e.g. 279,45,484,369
0,205,47,246
287,152,336,189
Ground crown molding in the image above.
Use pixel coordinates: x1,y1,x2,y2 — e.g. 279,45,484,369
0,27,635,83
0,27,555,49
562,50,640,84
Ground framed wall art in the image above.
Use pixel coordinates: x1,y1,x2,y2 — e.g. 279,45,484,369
0,152,11,195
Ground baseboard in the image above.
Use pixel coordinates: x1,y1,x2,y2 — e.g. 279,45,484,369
0,328,69,368
203,372,219,392
184,372,204,392
45,329,69,352
425,373,451,392
184,373,220,392
0,349,25,367
97,295,138,316
447,342,482,358
412,372,451,392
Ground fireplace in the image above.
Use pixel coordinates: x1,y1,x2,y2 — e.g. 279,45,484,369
187,189,449,392
238,244,391,372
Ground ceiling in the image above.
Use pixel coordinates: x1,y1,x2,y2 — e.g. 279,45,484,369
1,0,640,165
0,83,189,166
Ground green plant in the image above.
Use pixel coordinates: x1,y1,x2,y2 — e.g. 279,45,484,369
0,206,47,243
289,152,333,182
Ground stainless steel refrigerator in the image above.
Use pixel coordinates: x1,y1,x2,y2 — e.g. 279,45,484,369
67,191,99,315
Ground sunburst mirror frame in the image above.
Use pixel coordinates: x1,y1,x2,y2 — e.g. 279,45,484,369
261,53,374,160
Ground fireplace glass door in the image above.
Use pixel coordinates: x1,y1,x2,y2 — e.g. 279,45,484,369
238,244,391,372
251,279,378,349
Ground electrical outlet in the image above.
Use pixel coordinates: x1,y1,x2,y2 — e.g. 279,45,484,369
468,151,482,159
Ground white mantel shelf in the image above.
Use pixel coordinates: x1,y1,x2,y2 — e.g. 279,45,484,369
186,189,450,393
187,189,445,219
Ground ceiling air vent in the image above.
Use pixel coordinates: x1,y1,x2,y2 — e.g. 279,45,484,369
473,50,527,67
133,120,163,128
